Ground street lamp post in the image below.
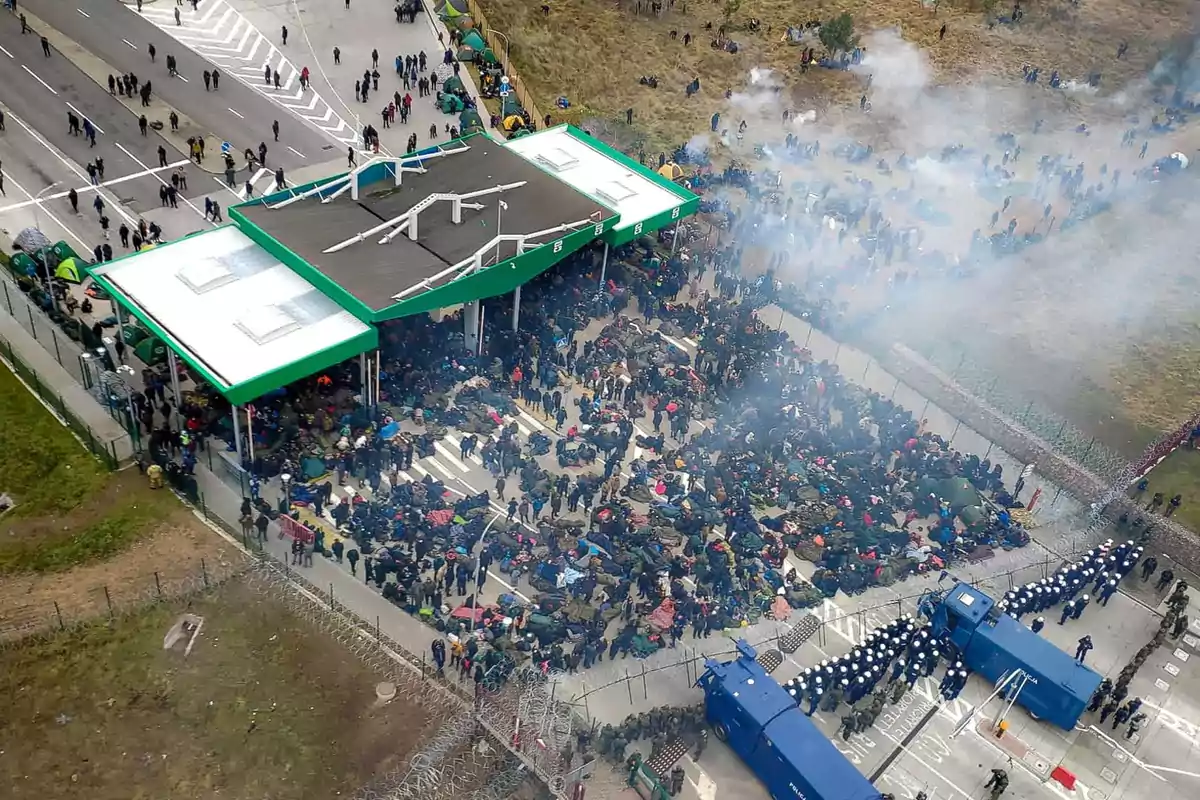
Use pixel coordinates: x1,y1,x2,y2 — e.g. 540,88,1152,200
32,181,62,311
470,513,501,632
279,473,293,517
488,29,511,71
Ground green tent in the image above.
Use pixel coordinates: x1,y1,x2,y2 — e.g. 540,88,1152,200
460,29,486,52
9,251,38,278
51,241,79,263
122,324,149,347
442,75,465,94
460,108,485,133
134,334,168,365
439,94,465,113
55,257,83,283
436,0,468,18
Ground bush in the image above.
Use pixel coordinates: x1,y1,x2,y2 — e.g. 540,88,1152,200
819,13,859,56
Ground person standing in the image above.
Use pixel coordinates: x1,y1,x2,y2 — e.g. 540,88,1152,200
1075,635,1093,664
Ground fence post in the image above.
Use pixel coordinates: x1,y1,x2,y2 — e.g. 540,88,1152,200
330,582,335,611
804,327,813,347
920,398,931,421
51,331,62,365
833,342,842,362
155,571,163,598
890,377,900,400
641,662,649,699
1054,419,1067,443
202,558,209,588
54,600,65,630
625,668,634,704
376,615,381,643
1081,438,1096,463
949,421,961,445
862,360,870,382
104,585,114,617
2,280,11,314
27,305,37,339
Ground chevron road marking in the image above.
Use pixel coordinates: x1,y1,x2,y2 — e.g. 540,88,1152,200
134,0,360,148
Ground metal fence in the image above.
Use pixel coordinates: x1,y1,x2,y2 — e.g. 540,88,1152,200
0,554,253,643
0,329,126,469
0,272,90,386
906,338,1130,482
454,0,548,129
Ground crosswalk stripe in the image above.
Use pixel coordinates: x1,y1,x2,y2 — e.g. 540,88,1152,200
518,409,547,430
434,442,471,473
683,337,698,346
411,463,430,478
397,470,414,483
427,457,457,481
633,446,644,460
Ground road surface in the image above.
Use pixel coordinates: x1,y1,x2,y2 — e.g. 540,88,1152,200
24,0,333,176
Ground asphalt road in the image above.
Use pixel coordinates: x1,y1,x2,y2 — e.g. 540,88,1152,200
24,0,328,174
0,14,203,214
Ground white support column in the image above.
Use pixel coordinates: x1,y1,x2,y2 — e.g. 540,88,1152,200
599,242,610,286
112,298,126,345
463,300,480,354
511,285,521,332
166,349,183,427
670,224,680,255
231,404,244,464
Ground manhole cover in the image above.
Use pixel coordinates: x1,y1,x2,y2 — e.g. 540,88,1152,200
1174,649,1190,662
1113,749,1128,762
1100,768,1118,784
376,682,397,702
1183,635,1198,648
1165,663,1181,676
1128,733,1141,745
1155,678,1171,691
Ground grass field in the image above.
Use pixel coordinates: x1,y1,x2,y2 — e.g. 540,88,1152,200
1133,446,1200,534
477,0,1190,152
0,581,439,800
0,365,177,574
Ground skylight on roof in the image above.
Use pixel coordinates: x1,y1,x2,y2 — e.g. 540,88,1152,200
235,305,302,345
178,261,236,294
535,147,580,172
596,180,638,206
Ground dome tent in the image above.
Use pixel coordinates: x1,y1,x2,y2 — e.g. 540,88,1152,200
436,0,469,18
460,108,485,133
460,29,486,53
442,74,465,94
55,257,83,283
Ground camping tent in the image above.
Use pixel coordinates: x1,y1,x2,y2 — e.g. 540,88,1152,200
442,75,465,94
460,29,486,52
460,108,485,133
54,257,83,283
502,114,526,132
658,161,684,180
436,0,469,18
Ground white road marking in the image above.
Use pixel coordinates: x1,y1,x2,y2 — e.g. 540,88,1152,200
77,8,91,18
212,175,245,201
411,463,430,478
65,103,103,133
227,107,244,118
122,39,138,49
22,65,58,96
287,146,305,158
427,457,457,482
6,111,136,224
0,168,90,251
633,424,650,437
659,333,689,352
0,44,13,59
114,141,210,225
518,408,547,430
683,337,698,346
176,73,189,83
0,160,189,213
433,442,471,473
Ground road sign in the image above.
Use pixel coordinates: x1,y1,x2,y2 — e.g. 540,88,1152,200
499,89,510,97
221,141,232,154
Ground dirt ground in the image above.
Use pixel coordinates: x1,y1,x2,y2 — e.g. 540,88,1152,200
0,504,245,638
0,581,441,800
478,0,1190,152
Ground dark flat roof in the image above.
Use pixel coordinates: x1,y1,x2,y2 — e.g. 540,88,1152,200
238,138,613,312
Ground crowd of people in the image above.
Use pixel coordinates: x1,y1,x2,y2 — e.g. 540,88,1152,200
151,216,1060,701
